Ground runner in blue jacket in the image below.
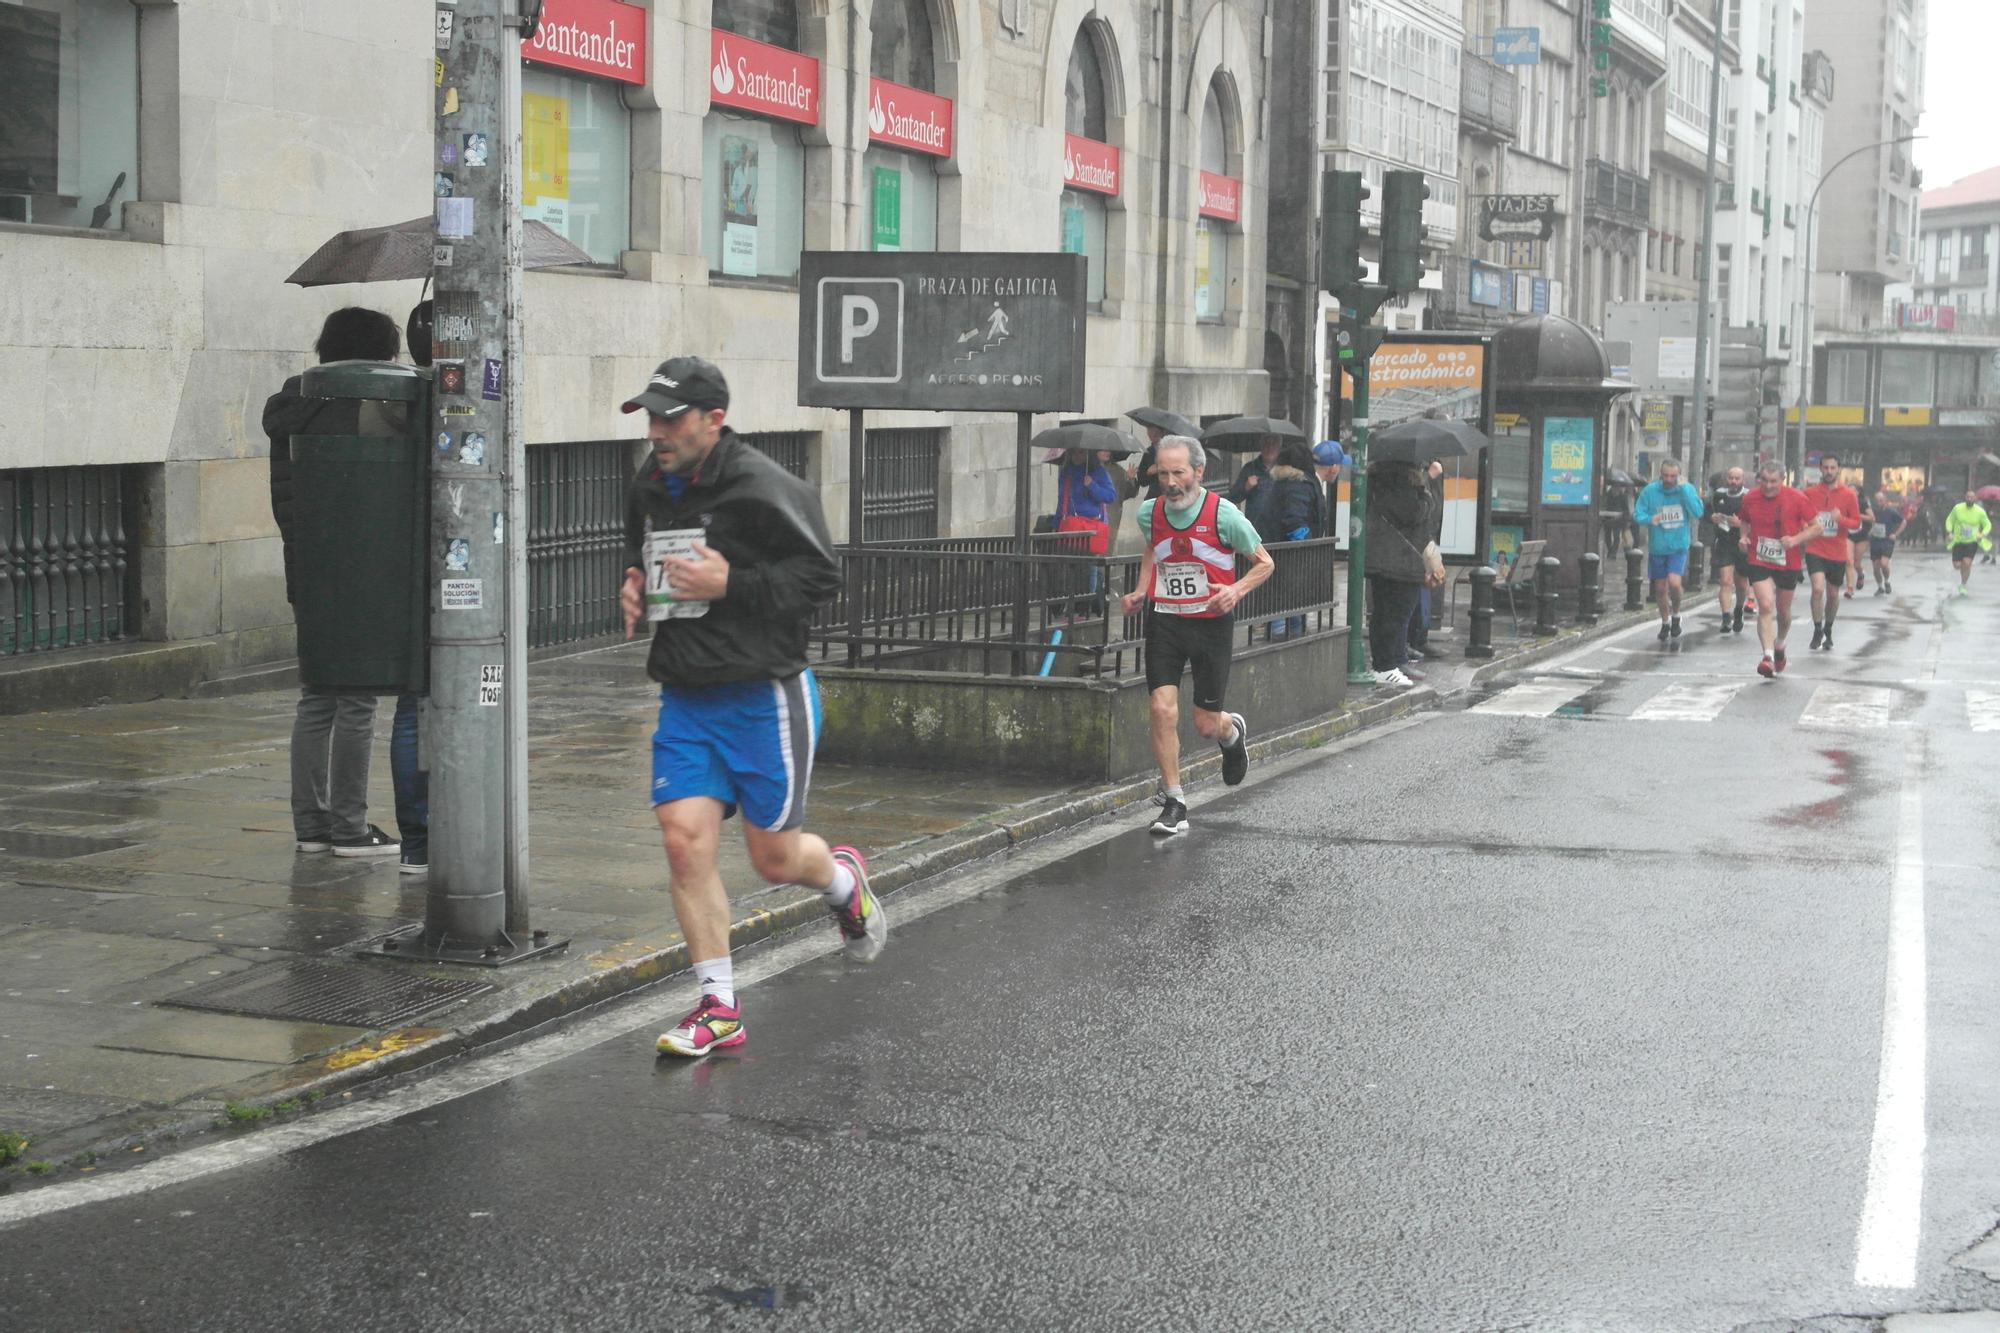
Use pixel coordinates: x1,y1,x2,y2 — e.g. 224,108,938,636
1632,461,1705,641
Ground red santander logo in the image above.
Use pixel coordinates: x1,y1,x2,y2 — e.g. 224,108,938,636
522,0,646,86
1063,133,1120,197
1198,171,1240,223
867,77,952,157
709,30,819,125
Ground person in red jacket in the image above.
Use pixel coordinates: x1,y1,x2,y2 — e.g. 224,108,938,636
1736,461,1822,678
1799,453,1862,650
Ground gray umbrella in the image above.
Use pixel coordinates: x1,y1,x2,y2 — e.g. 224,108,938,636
1369,417,1488,465
285,215,593,286
1200,415,1305,451
1032,422,1136,458
1123,406,1202,440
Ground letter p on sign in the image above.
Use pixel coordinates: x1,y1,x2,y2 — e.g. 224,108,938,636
815,277,903,385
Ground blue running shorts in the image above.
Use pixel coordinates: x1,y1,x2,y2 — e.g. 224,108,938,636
1647,550,1687,581
650,671,821,831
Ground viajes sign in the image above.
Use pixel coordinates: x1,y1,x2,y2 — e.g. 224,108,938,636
710,30,819,125
1479,193,1557,241
798,252,1087,411
868,77,952,157
1063,134,1120,197
523,0,646,85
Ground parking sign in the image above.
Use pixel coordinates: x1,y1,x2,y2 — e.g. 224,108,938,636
815,277,904,384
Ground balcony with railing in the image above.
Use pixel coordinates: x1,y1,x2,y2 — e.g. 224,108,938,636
1958,254,1990,281
1460,51,1518,140
1584,158,1650,227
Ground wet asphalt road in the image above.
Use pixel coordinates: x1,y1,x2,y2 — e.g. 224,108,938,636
3,556,1998,1331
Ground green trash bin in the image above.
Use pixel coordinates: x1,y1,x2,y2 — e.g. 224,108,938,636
289,361,430,694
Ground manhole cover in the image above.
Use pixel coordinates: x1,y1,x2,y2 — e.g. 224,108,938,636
158,960,492,1028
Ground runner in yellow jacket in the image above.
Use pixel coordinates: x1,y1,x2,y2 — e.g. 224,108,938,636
1944,492,1993,596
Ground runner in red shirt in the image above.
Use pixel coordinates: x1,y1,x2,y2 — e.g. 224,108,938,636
1798,453,1862,650
1736,461,1821,678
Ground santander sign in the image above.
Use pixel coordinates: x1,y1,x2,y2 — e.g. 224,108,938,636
867,77,952,157
522,0,645,86
1063,133,1120,197
710,30,820,125
1198,170,1241,223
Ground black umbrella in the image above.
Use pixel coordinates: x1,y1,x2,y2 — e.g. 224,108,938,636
285,215,593,286
1031,422,1136,458
1368,417,1487,465
1123,406,1201,440
1201,415,1305,451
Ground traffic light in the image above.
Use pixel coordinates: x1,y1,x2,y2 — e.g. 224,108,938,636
1380,170,1429,292
1321,170,1369,294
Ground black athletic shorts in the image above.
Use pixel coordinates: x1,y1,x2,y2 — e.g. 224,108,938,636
1713,543,1749,573
1747,565,1802,591
1803,553,1850,582
1145,611,1234,711
1952,541,1983,562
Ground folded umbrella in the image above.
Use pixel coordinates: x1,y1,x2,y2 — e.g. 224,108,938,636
1123,406,1202,440
286,215,594,286
1201,415,1304,451
1368,417,1488,465
1032,422,1136,458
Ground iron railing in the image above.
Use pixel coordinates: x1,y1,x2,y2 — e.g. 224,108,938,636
862,428,943,541
1461,52,1519,139
1,466,137,657
744,431,812,481
526,440,638,650
811,538,1342,677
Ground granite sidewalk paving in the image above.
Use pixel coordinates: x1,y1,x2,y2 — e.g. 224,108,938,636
0,602,1638,1179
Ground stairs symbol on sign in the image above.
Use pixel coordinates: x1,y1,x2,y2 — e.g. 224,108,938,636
955,302,1012,362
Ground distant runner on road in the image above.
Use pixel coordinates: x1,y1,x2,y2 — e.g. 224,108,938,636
1945,490,1993,595
1706,467,1752,633
616,356,888,1060
1799,454,1862,650
1736,462,1820,678
1119,436,1272,836
1633,461,1703,642
1867,490,1903,594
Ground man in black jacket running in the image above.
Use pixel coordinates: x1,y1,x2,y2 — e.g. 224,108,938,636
616,357,887,1059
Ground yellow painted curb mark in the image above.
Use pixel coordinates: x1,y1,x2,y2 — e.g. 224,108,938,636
323,1028,445,1072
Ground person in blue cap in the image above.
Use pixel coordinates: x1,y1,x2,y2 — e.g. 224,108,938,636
1312,440,1348,533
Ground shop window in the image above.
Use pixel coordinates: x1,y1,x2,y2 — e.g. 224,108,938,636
865,146,937,252
522,66,633,265
1062,190,1108,303
702,112,806,281
1936,352,1978,408
1061,26,1116,308
1195,81,1239,321
0,0,139,229
1823,348,1869,406
1877,348,1933,408
865,0,946,253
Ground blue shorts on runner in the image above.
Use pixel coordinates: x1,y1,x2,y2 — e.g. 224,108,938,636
650,671,821,831
1647,550,1687,581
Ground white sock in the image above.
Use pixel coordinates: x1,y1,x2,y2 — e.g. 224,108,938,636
694,956,734,1009
1217,717,1238,747
822,861,856,910
1162,784,1185,803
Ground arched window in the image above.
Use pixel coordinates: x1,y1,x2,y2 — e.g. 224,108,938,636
1194,78,1238,319
865,0,945,253
703,4,814,281
1061,27,1115,306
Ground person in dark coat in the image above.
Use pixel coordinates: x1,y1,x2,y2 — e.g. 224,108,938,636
263,308,405,859
1406,460,1445,663
1247,439,1323,544
1363,459,1433,688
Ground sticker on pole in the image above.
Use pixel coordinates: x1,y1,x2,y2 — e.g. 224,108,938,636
644,528,710,621
441,578,482,610
478,665,503,706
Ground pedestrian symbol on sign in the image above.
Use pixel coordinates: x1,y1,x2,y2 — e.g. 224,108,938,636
815,277,903,384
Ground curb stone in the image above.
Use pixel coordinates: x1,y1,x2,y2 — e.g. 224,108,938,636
2,613,1638,1179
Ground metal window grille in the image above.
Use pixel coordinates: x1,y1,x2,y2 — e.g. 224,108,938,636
742,431,812,481
861,428,942,542
526,440,639,650
1,466,137,657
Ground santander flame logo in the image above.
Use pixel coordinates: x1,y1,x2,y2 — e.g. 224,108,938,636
711,42,735,95
868,94,887,136
1063,152,1076,183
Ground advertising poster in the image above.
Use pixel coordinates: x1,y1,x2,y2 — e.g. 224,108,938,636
1541,416,1595,506
1060,200,1085,256
522,92,571,234
720,134,760,277
1193,223,1213,312
1336,338,1489,557
872,166,901,252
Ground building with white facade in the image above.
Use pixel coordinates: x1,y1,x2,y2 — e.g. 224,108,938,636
1909,166,2000,324
0,0,1275,678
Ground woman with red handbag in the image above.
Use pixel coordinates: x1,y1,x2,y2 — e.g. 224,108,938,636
1053,449,1119,555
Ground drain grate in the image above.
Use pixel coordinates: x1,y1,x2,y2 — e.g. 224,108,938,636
157,960,492,1028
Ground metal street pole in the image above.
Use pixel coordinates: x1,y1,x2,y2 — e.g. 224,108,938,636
1688,0,1727,489
1343,350,1373,685
375,0,561,966
1795,134,1925,477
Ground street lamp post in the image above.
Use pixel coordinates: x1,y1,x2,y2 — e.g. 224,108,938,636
1794,134,1924,477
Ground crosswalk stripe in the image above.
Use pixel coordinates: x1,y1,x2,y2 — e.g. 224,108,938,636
1470,680,1595,717
1629,682,1747,722
1798,683,1900,731
1969,690,2000,732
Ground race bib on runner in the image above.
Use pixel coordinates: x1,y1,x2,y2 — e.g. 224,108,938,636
1755,536,1785,564
1657,504,1685,528
644,528,710,621
1155,561,1211,612
1817,511,1839,536
1871,523,1887,539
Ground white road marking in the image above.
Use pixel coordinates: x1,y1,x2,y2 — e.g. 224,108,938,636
1853,734,1929,1290
1470,680,1596,717
1967,690,2000,732
0,717,1434,1229
1629,682,1746,723
1799,684,1901,730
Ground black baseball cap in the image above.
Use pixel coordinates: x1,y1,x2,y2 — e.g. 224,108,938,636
621,356,730,417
